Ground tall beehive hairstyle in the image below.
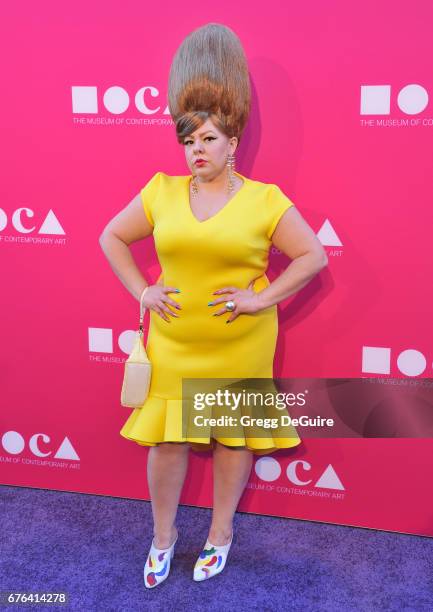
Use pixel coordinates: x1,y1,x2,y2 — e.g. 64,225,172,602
168,23,251,145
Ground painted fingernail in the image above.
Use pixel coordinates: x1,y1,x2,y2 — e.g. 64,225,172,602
208,301,214,306
226,320,231,324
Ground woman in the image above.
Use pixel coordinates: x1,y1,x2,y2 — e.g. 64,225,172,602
99,23,327,588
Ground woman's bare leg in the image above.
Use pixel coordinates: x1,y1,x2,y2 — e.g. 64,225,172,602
147,442,190,548
208,441,253,545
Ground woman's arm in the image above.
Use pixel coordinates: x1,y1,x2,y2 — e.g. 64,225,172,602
98,192,154,301
258,206,328,309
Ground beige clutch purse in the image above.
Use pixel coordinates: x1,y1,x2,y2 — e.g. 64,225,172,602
120,287,152,408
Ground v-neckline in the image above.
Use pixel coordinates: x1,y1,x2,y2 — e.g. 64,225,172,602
185,170,248,225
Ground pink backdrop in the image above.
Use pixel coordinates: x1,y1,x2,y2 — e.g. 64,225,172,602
1,1,433,537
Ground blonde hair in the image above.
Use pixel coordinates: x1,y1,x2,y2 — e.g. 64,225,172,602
168,23,251,145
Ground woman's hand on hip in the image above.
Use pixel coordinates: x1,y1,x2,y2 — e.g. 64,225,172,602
209,280,266,323
142,284,181,323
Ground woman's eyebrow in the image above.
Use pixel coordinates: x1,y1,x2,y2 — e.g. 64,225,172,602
190,131,216,137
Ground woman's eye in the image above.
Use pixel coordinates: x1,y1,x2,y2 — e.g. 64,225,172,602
184,136,215,146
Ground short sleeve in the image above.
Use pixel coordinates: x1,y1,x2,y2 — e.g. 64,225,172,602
140,172,161,227
266,184,295,240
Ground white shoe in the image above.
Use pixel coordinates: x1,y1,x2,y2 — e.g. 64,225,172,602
193,531,233,581
144,532,178,589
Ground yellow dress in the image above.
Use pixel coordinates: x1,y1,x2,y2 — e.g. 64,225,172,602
120,170,302,455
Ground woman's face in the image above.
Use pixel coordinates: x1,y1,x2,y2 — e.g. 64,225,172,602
182,117,238,180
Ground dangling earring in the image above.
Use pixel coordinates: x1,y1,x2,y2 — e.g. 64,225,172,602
227,153,235,194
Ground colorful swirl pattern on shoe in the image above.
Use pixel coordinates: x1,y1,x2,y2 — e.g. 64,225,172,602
144,533,178,589
193,531,233,582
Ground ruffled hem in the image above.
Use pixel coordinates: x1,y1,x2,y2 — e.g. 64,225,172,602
120,394,302,456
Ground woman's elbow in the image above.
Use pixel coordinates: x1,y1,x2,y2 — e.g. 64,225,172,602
99,229,114,245
312,246,328,270
98,230,115,253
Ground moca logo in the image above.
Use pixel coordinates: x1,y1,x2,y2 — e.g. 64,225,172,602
88,327,136,355
255,457,344,490
362,346,431,376
360,84,428,115
72,86,171,115
2,431,79,460
0,208,65,235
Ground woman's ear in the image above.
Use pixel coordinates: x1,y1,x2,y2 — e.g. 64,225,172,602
230,136,238,154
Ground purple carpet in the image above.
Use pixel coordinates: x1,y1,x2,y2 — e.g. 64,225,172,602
1,484,432,611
